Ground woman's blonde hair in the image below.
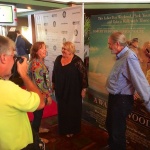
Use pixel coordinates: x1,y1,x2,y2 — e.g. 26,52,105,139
63,41,76,54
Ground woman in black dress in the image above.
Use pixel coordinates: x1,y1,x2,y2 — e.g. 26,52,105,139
52,41,88,137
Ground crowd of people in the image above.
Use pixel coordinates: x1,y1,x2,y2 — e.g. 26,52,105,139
0,30,150,150
0,32,88,149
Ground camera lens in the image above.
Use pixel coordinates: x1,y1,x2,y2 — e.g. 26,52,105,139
16,57,24,64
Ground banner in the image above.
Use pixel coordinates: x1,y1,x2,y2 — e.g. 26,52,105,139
34,5,84,79
83,10,150,149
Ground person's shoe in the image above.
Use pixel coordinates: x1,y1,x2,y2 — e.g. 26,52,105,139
66,134,70,137
100,145,110,150
69,134,74,137
40,138,49,144
66,134,74,138
39,128,50,133
39,140,45,150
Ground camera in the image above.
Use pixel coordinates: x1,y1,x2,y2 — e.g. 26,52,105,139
11,56,24,77
16,56,24,64
9,56,24,86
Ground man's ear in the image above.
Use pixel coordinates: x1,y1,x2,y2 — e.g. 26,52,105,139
0,54,6,64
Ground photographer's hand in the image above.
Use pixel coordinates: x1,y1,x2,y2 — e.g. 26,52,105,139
47,96,52,105
17,57,28,78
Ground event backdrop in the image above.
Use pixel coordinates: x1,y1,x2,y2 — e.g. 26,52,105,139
34,5,84,79
82,10,150,150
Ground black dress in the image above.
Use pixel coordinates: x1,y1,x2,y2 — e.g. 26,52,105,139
52,55,88,135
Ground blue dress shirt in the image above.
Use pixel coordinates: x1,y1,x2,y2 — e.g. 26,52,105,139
106,46,150,111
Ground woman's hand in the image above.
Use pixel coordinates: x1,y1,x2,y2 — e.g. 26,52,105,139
46,96,52,105
81,89,86,98
134,92,141,100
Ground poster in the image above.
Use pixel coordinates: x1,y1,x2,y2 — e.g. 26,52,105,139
82,10,150,150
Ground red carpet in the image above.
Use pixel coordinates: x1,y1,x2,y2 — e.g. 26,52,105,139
28,100,58,121
20,86,58,121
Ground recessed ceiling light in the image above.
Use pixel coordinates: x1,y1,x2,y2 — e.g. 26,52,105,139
27,6,32,10
17,8,34,13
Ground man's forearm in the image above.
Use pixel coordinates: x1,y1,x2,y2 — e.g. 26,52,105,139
21,74,45,109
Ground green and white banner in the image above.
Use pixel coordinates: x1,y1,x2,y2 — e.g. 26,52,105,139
83,10,150,149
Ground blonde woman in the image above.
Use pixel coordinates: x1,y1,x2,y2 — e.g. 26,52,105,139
52,41,88,137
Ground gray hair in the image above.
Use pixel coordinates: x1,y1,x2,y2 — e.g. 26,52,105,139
109,32,127,47
0,35,15,55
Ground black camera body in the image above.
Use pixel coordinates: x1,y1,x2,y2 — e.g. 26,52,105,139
9,56,24,85
16,56,24,64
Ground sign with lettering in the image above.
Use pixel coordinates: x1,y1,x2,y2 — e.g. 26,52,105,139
83,10,150,149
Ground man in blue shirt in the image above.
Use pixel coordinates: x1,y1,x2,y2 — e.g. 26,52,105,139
15,30,29,60
106,32,150,150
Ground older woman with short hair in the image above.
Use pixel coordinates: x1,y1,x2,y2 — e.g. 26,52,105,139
52,41,88,137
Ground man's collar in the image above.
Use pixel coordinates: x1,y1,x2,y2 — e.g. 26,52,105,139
116,46,128,60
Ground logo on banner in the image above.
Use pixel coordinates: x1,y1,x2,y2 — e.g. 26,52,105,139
63,38,66,43
76,49,80,53
73,21,80,25
62,11,66,18
52,14,57,17
74,29,78,36
53,21,56,27
46,51,48,56
44,23,48,26
53,45,57,51
46,45,49,49
72,12,80,15
61,22,68,25
61,31,67,34
45,29,48,35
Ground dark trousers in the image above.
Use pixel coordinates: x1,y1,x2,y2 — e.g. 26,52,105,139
32,108,44,133
21,128,45,150
106,94,134,150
